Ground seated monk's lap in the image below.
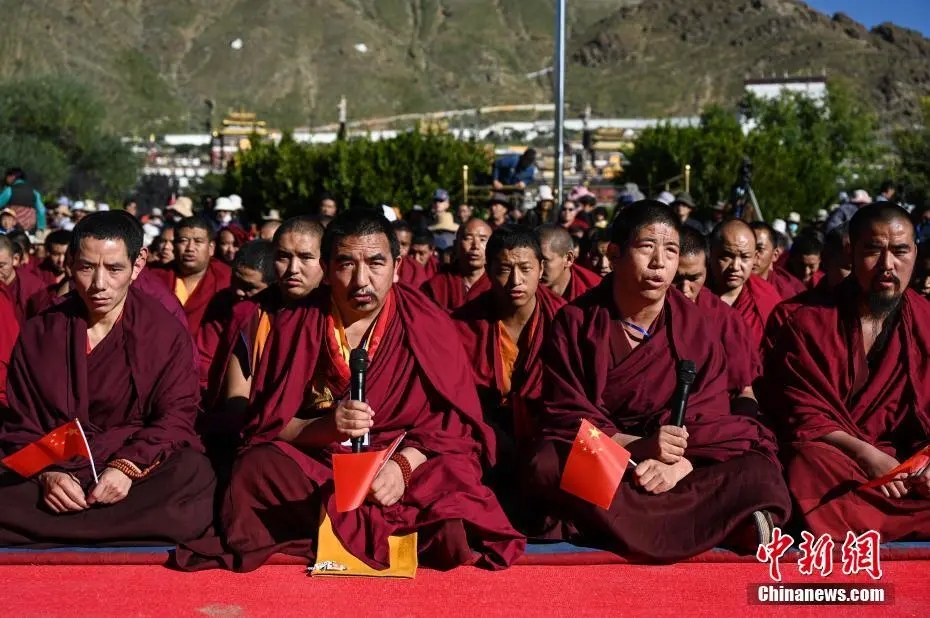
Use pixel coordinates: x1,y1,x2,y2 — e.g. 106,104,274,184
0,449,216,547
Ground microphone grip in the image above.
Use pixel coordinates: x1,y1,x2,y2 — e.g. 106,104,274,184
669,383,691,428
350,370,365,453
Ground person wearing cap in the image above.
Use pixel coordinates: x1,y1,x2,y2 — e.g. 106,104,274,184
0,207,18,233
488,193,510,230
671,192,707,235
259,210,283,241
426,211,458,252
786,212,802,237
167,196,195,222
534,185,556,225
0,168,46,232
536,224,601,301
213,197,239,229
492,148,536,190
655,191,676,206
825,189,871,235
430,188,451,227
142,208,164,250
422,218,492,311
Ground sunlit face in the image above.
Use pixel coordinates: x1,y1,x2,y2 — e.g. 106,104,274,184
233,265,269,299
411,243,433,267
457,204,473,223
217,229,238,264
175,226,213,275
274,231,324,301
0,248,15,285
559,201,577,224
320,199,337,218
590,241,612,277
489,247,541,310
45,243,68,275
395,229,412,258
0,213,16,230
72,237,143,318
457,220,491,271
612,223,680,302
539,239,572,288
753,228,775,276
711,225,755,292
852,218,916,311
324,233,398,321
674,252,707,301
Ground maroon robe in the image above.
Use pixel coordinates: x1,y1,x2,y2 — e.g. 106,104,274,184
0,292,18,407
29,259,61,286
760,280,930,540
148,258,232,337
0,287,215,546
563,264,601,302
421,270,492,312
196,287,242,394
761,279,832,366
396,256,428,288
767,266,806,300
527,281,790,561
176,283,525,572
3,268,46,326
694,288,760,395
728,274,781,349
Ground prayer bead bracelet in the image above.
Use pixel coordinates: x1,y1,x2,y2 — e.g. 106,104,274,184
106,458,146,480
390,453,413,488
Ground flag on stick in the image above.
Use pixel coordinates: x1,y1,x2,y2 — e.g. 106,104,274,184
862,445,930,489
1,419,98,482
332,433,405,512
560,419,630,509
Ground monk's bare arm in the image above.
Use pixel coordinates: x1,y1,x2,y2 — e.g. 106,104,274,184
224,353,252,402
611,432,643,448
821,430,876,460
279,415,340,447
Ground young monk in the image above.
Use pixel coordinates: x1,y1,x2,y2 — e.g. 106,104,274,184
453,225,565,521
708,219,782,348
761,203,930,541
0,211,215,546
527,200,790,561
0,235,46,325
674,227,759,406
786,232,825,289
148,216,232,337
410,232,439,278
751,222,806,299
391,220,428,287
32,230,71,286
422,218,492,311
176,208,524,572
536,224,601,301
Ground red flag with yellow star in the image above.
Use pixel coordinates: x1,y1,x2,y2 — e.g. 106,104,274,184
1,419,97,481
560,419,630,509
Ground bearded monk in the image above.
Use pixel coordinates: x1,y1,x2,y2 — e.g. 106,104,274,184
453,225,565,522
392,220,428,287
786,232,824,289
708,220,782,348
0,211,215,546
761,204,930,541
537,224,601,301
32,230,71,286
176,208,524,572
0,235,46,325
422,218,492,311
149,216,232,337
527,201,790,561
751,222,805,299
674,227,759,407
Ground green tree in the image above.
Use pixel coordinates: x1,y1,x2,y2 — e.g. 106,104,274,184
894,97,930,206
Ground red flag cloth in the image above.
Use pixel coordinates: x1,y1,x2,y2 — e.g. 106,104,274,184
1,419,94,479
862,445,930,489
560,419,630,509
332,434,405,512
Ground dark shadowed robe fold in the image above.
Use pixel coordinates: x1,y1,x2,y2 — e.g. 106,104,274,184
0,292,18,407
761,279,832,366
4,269,46,326
421,271,492,312
563,264,601,302
148,259,232,337
29,259,61,286
175,283,525,572
0,288,215,546
728,274,782,349
759,280,930,540
397,256,428,288
767,267,806,300
694,288,760,396
527,281,790,561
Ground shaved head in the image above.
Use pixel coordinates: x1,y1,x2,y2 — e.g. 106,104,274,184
273,215,324,245
680,227,707,258
849,203,917,316
536,223,574,256
456,217,492,273
710,219,757,295
457,217,492,242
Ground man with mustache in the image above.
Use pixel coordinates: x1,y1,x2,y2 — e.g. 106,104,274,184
148,216,232,338
176,208,524,572
750,222,806,299
708,219,782,349
422,218,492,311
536,224,601,301
761,203,930,540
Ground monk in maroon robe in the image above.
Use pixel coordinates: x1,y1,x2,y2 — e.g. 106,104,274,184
176,208,524,572
422,218,492,311
537,224,601,301
391,220,429,288
785,233,824,290
0,212,215,546
30,229,71,286
761,204,930,541
0,290,19,407
527,201,790,562
0,235,46,326
751,222,806,299
411,232,439,279
674,227,759,406
709,220,782,348
148,216,232,337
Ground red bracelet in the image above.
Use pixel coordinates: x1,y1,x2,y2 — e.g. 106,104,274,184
390,453,413,488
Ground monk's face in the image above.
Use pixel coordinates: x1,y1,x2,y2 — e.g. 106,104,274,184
0,248,15,285
325,233,398,320
791,253,822,284
47,243,69,276
589,241,612,277
674,252,707,301
489,247,541,310
395,230,412,258
217,229,238,264
852,218,916,312
753,229,775,276
320,199,337,218
457,220,491,272
411,243,433,267
275,231,324,301
175,226,213,275
539,239,573,288
233,265,269,299
72,237,144,318
612,223,680,302
711,225,755,292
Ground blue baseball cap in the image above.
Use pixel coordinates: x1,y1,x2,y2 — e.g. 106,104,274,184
433,189,449,202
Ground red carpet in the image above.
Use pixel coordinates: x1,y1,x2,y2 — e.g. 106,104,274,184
0,562,924,617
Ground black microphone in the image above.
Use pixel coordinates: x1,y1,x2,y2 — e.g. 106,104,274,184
349,348,369,453
669,360,696,427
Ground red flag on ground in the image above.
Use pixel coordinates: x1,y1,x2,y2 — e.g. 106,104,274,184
862,445,930,489
1,419,98,482
332,433,405,512
560,419,631,509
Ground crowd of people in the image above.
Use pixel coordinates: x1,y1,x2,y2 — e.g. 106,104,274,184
0,174,927,575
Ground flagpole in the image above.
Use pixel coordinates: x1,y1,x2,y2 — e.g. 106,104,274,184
75,419,98,483
553,0,566,204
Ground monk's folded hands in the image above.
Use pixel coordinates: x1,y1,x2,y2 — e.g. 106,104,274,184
634,458,694,495
39,471,88,513
854,445,909,499
369,460,406,507
623,426,689,464
86,468,133,506
912,467,930,499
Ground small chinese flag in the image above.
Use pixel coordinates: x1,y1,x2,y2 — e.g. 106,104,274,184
1,419,97,481
862,445,930,489
560,419,631,509
332,433,405,512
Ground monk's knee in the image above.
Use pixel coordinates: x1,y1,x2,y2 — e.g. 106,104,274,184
525,440,564,497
